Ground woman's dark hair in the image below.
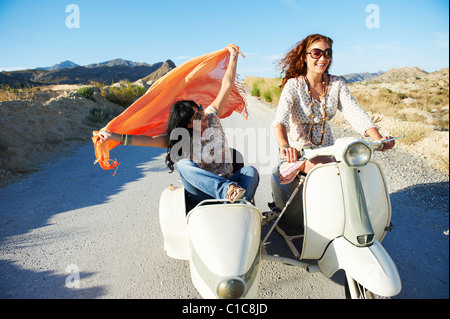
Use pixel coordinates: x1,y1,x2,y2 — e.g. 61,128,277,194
164,100,199,172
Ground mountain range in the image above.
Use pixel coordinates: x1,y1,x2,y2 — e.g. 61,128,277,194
35,60,80,71
1,58,443,88
0,58,176,87
340,71,385,82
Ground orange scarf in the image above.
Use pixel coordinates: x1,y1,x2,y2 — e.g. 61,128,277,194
92,44,247,175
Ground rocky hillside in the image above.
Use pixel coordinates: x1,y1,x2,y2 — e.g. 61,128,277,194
0,57,177,187
1,64,448,188
0,86,124,181
368,66,429,83
0,58,176,87
344,66,449,172
141,60,176,83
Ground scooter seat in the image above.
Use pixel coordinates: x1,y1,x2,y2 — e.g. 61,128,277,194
185,191,199,213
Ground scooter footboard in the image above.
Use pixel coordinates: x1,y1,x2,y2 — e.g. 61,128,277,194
318,237,401,297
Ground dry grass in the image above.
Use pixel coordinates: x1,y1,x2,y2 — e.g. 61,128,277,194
381,118,434,145
0,85,60,104
1,86,38,101
349,84,449,131
244,76,282,106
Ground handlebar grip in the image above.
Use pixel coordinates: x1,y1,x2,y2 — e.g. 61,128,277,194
371,135,404,151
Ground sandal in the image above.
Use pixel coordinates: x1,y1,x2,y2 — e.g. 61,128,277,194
227,184,246,203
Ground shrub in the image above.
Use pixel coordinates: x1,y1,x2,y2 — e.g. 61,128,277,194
77,87,95,101
87,107,110,123
397,92,407,99
106,83,147,108
251,83,261,97
263,89,272,102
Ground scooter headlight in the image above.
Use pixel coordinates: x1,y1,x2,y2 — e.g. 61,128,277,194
217,278,246,299
343,142,372,167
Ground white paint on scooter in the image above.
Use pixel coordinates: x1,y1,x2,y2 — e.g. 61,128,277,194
318,237,402,297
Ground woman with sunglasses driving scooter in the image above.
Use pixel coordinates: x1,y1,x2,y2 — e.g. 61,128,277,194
272,34,395,180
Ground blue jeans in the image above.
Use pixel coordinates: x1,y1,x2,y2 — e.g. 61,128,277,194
176,159,259,203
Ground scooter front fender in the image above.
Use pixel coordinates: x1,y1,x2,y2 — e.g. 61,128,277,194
318,237,401,297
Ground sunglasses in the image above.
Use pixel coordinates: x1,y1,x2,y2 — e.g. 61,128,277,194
307,48,332,59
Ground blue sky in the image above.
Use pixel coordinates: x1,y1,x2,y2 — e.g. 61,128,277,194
0,0,448,78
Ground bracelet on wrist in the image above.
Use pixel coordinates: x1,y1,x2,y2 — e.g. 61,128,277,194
279,144,290,155
121,134,132,145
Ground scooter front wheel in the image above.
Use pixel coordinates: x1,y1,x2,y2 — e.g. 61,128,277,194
344,274,389,299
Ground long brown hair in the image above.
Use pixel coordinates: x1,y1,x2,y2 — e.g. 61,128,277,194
278,34,333,88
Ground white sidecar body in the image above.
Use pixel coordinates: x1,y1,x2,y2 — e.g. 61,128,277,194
159,184,263,299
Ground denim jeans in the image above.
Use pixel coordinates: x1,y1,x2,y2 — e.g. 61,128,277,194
176,159,259,203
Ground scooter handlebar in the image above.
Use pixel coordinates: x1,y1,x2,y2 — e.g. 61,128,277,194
300,144,334,160
369,135,405,151
297,135,404,161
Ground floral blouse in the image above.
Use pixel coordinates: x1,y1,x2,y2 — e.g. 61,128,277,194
191,105,233,177
271,75,376,150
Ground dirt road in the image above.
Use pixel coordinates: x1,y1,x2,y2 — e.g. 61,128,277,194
0,94,448,300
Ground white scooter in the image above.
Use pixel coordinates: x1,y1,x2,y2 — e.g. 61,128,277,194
159,137,403,299
268,136,403,299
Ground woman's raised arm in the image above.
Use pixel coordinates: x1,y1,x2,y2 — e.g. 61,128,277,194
210,46,239,115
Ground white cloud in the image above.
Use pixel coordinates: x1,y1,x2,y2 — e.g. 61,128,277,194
243,52,260,58
280,0,299,10
0,66,27,72
430,33,449,49
245,52,282,62
351,43,412,54
261,54,283,61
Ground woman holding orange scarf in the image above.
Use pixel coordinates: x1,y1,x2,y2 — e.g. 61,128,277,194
93,46,259,203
